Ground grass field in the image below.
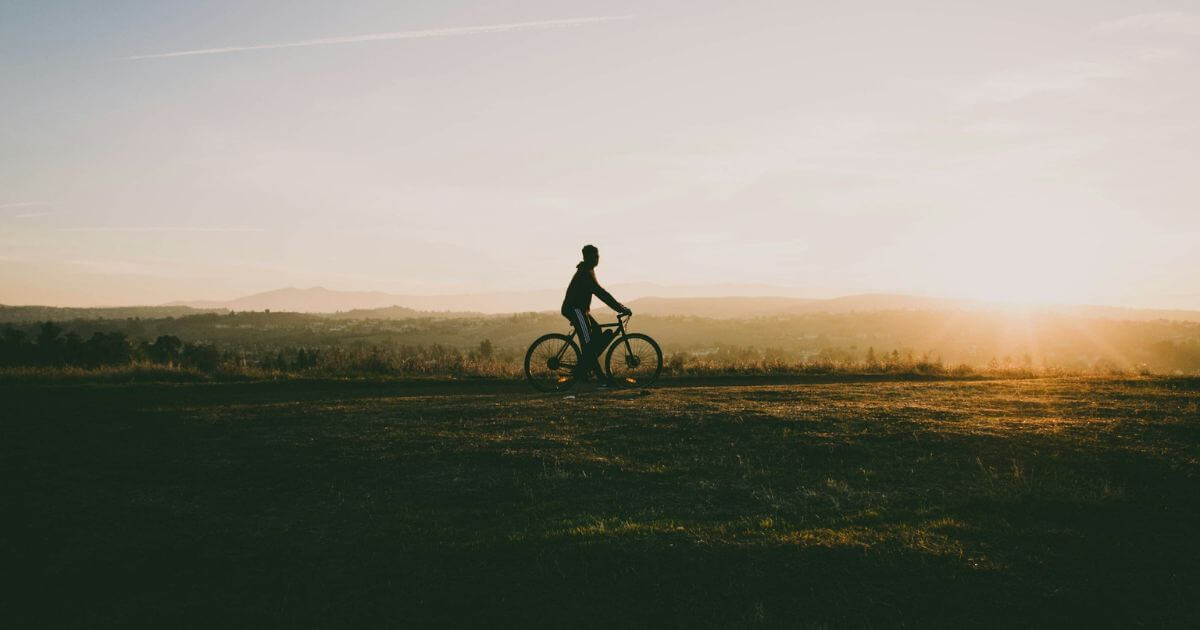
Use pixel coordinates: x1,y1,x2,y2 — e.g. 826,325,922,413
4,375,1199,628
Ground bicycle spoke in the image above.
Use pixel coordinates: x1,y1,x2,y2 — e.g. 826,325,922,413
608,337,659,383
526,334,583,392
533,331,657,392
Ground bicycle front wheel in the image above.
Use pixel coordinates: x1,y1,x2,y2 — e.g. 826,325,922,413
605,333,663,388
525,333,582,392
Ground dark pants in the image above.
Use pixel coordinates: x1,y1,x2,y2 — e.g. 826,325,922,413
564,308,605,379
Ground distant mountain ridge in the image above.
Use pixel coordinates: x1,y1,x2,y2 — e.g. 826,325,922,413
158,286,1200,323
169,286,563,314
625,294,964,318
627,294,1200,322
0,304,225,323
6,289,1200,324
164,283,828,314
166,287,971,316
170,287,417,314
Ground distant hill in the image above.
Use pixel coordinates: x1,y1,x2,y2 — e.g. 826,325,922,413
1046,304,1200,323
170,287,507,317
325,305,487,320
627,294,968,318
164,287,975,318
626,294,1200,322
809,293,969,312
169,287,407,313
164,283,828,314
624,296,818,318
74,285,1200,324
0,305,225,323
169,286,562,313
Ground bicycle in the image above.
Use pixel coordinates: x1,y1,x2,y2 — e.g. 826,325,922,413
524,312,663,392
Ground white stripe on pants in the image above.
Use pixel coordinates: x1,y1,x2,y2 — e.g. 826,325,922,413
573,309,591,344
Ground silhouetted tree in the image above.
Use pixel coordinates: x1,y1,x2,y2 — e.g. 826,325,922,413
82,332,133,367
146,335,183,365
63,332,85,364
2,326,27,347
0,326,31,365
298,347,322,369
36,322,63,347
181,343,220,372
35,322,65,365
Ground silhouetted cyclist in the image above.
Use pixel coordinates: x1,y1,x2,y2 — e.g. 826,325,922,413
562,244,631,388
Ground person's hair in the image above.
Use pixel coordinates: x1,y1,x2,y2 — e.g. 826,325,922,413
582,244,598,259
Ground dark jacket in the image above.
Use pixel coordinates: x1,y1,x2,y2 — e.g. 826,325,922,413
561,262,625,316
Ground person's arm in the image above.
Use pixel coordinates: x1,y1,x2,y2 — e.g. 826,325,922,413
590,269,629,313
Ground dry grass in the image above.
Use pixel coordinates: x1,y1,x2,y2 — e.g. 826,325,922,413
3,376,1199,627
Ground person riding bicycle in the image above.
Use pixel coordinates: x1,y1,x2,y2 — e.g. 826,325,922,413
561,244,631,387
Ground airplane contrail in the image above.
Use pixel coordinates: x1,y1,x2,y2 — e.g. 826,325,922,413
127,15,634,60
60,227,267,232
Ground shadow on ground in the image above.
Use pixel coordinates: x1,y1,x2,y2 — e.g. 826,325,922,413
3,377,1198,627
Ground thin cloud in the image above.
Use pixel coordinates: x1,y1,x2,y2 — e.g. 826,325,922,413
1095,11,1200,36
60,227,267,233
13,212,54,219
127,15,633,60
0,201,50,209
952,59,1128,106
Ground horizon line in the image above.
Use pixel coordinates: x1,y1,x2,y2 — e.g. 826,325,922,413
5,290,1198,315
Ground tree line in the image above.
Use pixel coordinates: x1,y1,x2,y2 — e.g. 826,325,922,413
0,322,507,376
0,322,220,370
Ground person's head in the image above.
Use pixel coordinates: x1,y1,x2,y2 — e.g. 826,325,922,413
581,244,599,266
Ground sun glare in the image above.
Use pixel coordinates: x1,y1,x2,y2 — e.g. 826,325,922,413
932,213,1104,306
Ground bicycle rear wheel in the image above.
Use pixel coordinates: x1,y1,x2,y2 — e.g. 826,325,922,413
605,333,663,388
525,333,582,392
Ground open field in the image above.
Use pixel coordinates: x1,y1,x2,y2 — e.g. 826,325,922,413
4,376,1199,628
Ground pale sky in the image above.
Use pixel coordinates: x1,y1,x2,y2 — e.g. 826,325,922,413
2,1,1198,308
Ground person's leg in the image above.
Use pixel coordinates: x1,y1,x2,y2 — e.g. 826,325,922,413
584,314,606,380
571,309,601,379
562,312,581,376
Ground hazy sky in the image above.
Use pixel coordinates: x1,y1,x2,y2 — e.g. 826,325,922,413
2,1,1198,308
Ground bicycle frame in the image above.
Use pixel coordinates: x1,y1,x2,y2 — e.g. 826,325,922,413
555,312,633,362
525,310,661,391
